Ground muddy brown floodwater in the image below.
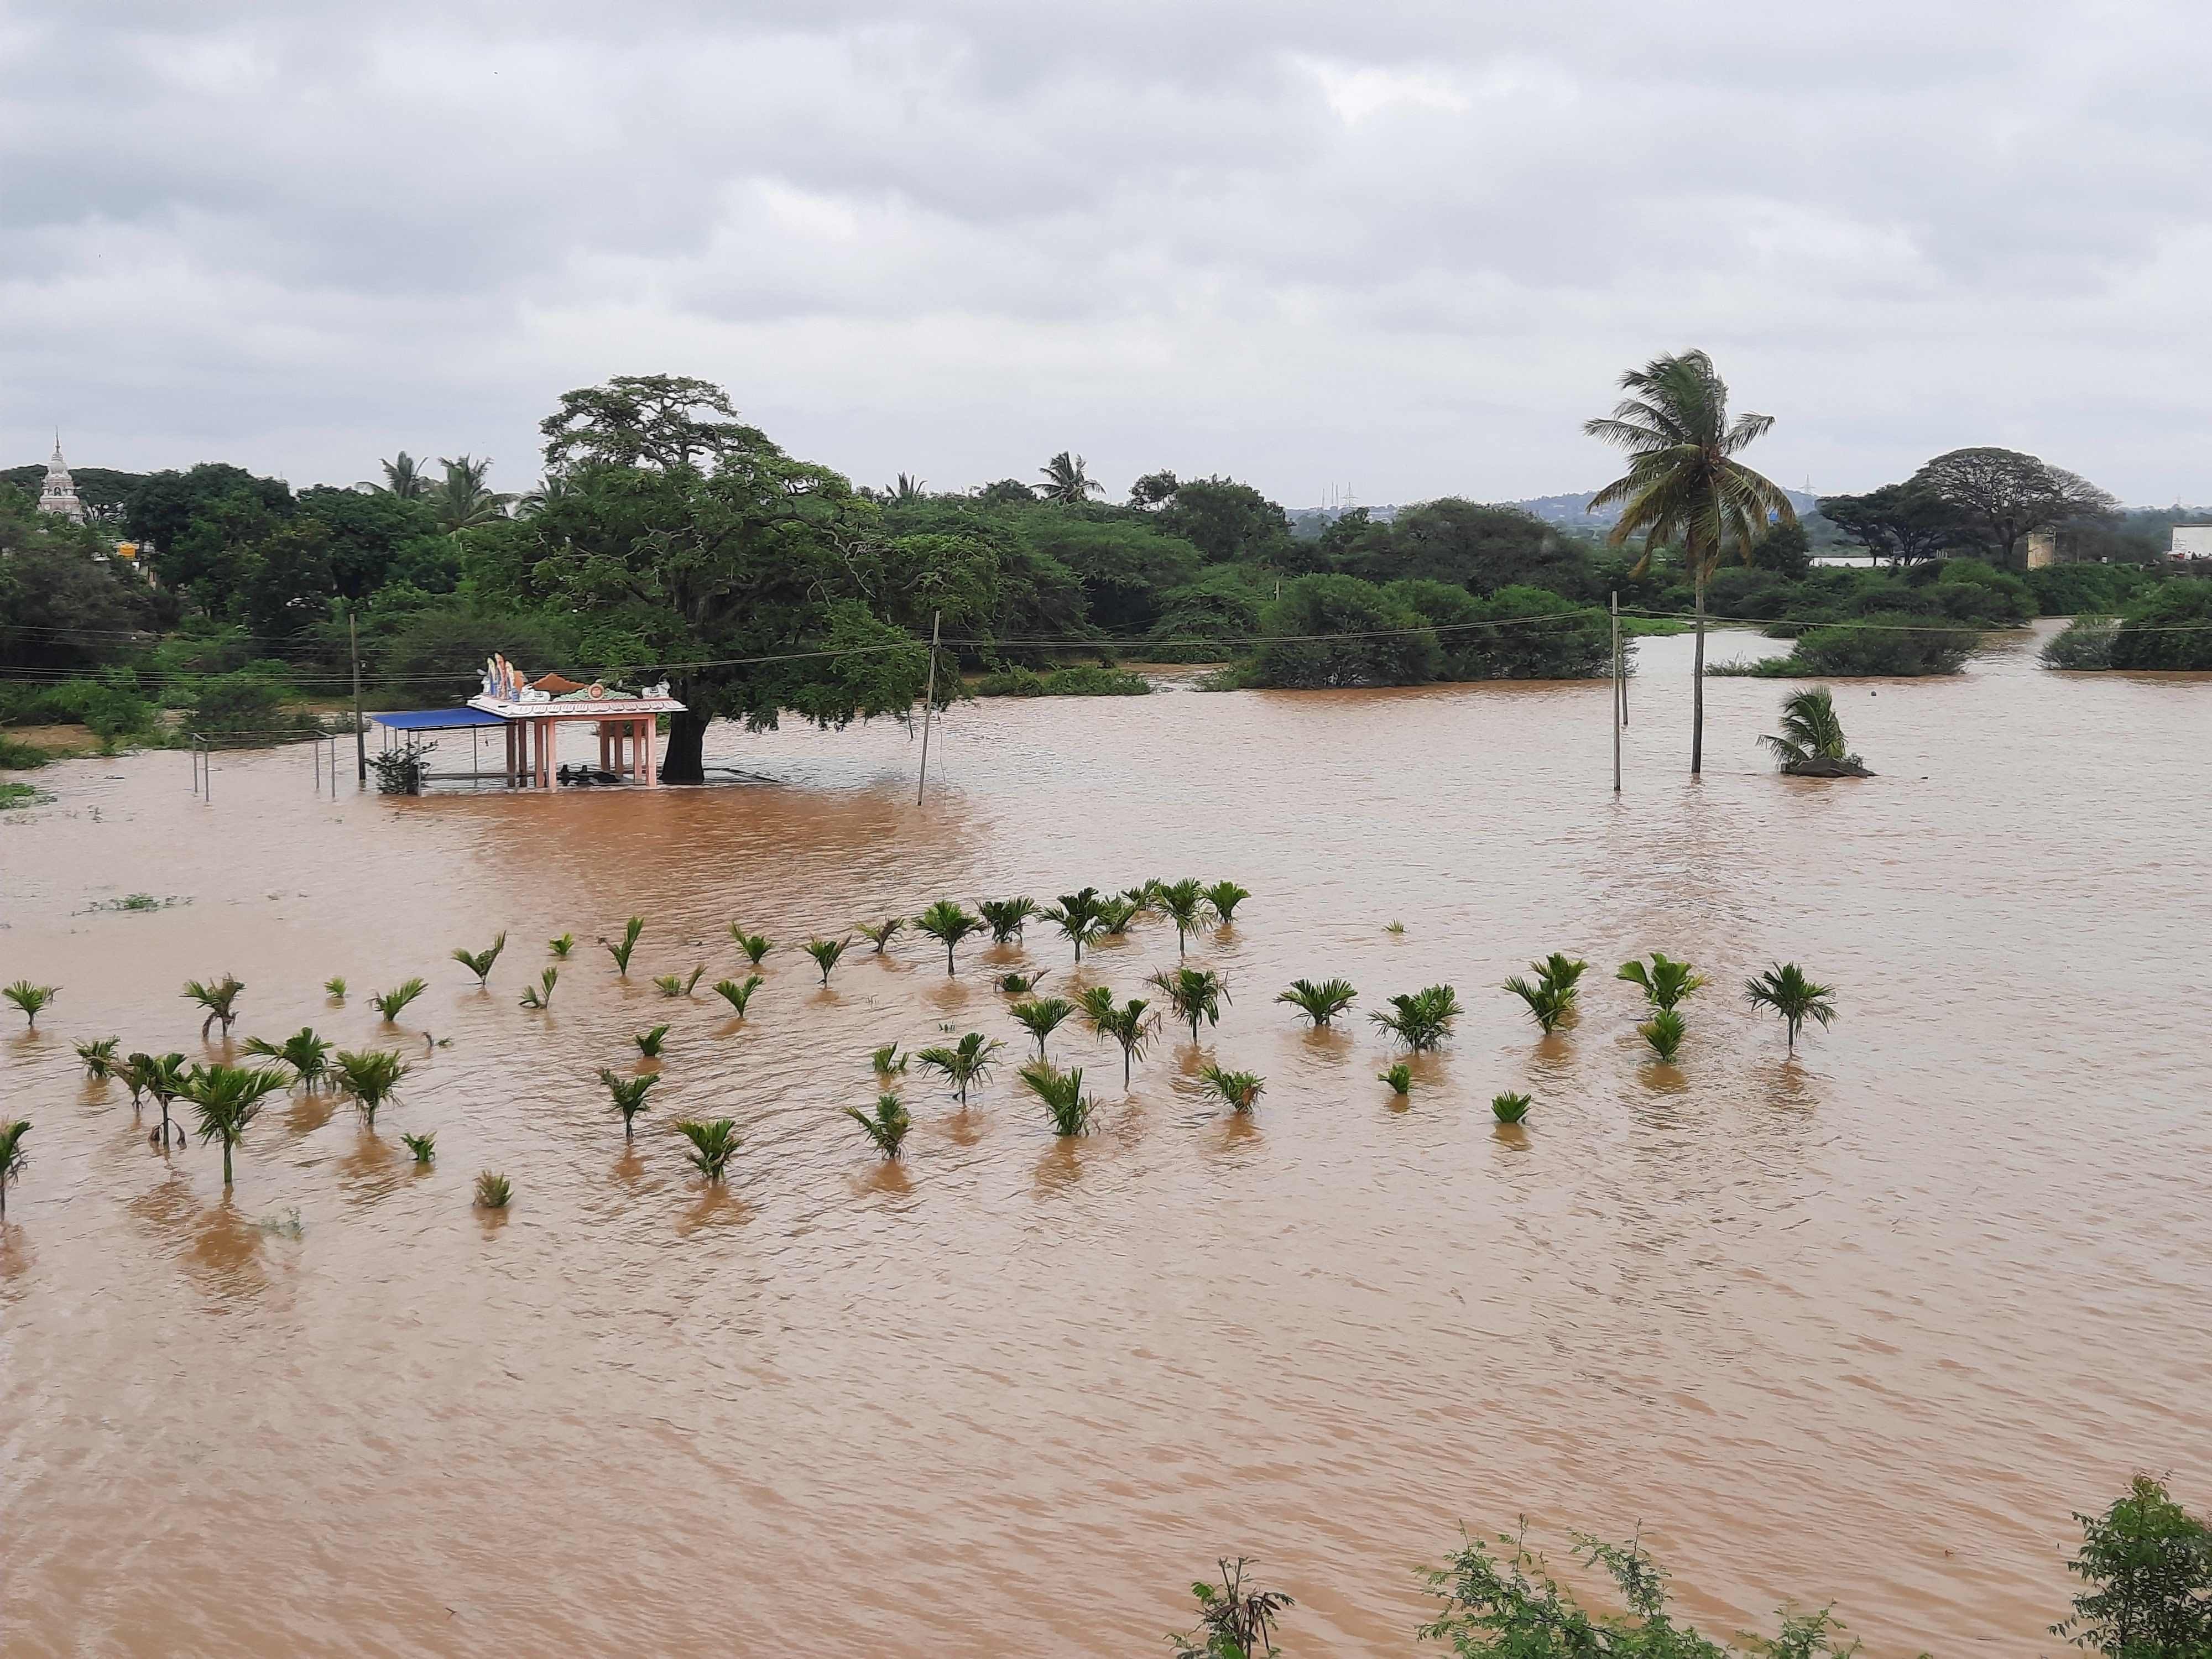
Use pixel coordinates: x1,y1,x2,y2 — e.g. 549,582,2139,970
3,623,2209,1657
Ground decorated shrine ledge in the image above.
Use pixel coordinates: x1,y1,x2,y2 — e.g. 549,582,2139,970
465,654,687,788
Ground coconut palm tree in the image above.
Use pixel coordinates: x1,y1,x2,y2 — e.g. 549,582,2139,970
1585,349,1797,774
1041,888,1108,963
76,1036,121,1080
914,1032,1002,1107
606,916,645,974
804,937,850,986
1149,966,1228,1045
126,1052,191,1147
0,1120,26,1219
3,981,56,1029
1276,978,1356,1027
1037,451,1102,505
183,1062,291,1186
674,1119,742,1182
365,451,432,499
1745,963,1838,1054
426,453,514,531
713,974,764,1016
1371,985,1462,1051
599,1069,660,1139
1201,881,1250,925
451,932,507,988
857,917,907,953
1198,1064,1264,1114
1153,879,1208,956
913,901,985,975
1009,996,1076,1057
243,1027,333,1091
1019,1061,1096,1136
182,975,245,1039
978,897,1038,945
846,1093,912,1159
1616,953,1707,1012
371,979,427,1023
1760,687,1869,775
333,1048,410,1127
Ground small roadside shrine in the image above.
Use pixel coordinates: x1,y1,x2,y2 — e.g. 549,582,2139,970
463,654,689,788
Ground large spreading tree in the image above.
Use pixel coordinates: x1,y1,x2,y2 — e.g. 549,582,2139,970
521,374,980,781
1908,447,2116,570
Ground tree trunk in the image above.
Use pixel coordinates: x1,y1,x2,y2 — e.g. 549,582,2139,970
221,1140,233,1187
660,709,708,784
1691,566,1707,776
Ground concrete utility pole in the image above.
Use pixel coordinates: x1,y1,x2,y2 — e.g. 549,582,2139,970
351,611,367,785
1610,592,1621,794
915,610,941,806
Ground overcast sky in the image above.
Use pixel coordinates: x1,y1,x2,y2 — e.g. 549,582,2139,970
6,1,2209,507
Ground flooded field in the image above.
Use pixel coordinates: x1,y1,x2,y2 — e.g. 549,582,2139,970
4,624,2208,1656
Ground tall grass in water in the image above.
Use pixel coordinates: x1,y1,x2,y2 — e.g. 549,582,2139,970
870,1044,907,1077
731,927,772,965
1491,1091,1532,1123
1379,1063,1412,1095
401,1131,436,1165
857,917,907,953
633,1024,670,1058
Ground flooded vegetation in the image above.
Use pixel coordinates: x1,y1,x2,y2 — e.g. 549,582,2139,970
3,630,2208,1655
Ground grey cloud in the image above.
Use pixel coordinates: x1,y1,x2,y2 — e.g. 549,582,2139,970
4,0,2209,504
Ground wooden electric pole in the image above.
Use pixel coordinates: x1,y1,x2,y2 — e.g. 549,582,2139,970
915,610,941,806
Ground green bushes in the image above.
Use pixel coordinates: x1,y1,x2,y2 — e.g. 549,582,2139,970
1246,575,1441,688
2109,580,2212,671
2027,561,2158,617
1717,614,1979,677
2053,1474,2212,1656
2042,616,2119,670
973,664,1151,697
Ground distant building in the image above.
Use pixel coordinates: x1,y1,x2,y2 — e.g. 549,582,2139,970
2174,524,2212,560
38,439,85,525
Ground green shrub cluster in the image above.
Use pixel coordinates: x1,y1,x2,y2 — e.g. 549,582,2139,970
1238,577,1613,689
973,664,1152,697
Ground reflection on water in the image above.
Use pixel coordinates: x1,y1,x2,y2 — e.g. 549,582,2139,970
3,627,2209,1656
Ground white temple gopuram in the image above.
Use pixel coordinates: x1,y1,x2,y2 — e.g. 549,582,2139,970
39,439,86,524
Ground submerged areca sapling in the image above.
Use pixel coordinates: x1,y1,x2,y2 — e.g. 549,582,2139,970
184,1062,290,1187
1745,963,1838,1054
1084,992,1154,1087
1153,879,1208,955
872,1043,907,1077
606,916,645,975
474,1170,512,1208
1149,966,1228,1045
1616,952,1707,1011
127,1052,190,1147
1040,889,1108,963
1276,978,1357,1027
914,1031,1002,1107
1380,1063,1412,1095
713,974,764,1016
520,966,559,1009
857,916,907,953
325,977,347,1000
998,971,1046,995
547,933,575,959
1018,1060,1095,1136
1009,996,1076,1057
1639,1009,1687,1062
978,896,1038,945
401,1130,436,1165
1491,1091,1532,1124
846,1093,912,1159
805,936,851,986
333,1048,410,1126
913,900,985,974
1504,954,1588,1035
3,981,56,1029
451,932,507,988
1097,897,1141,937
599,1068,660,1139
1202,880,1250,925
675,1118,742,1182
1371,985,1462,1052
1198,1063,1264,1114
0,1119,28,1220
76,1036,121,1080
634,1024,671,1058
731,928,772,965
182,974,244,1039
371,978,428,1023
243,1027,332,1091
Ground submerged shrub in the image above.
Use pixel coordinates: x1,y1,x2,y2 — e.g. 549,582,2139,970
2042,615,2120,671
974,664,1151,697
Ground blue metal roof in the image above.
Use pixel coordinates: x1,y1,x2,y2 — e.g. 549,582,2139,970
369,707,510,731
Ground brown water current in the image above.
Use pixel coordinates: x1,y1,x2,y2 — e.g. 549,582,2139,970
3,622,2209,1656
